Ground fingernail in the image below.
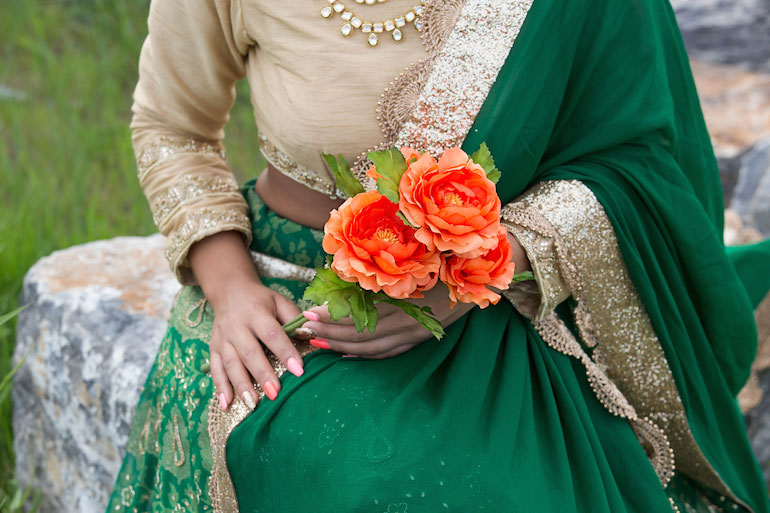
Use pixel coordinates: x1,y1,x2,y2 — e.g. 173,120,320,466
286,357,304,377
293,326,317,340
219,393,228,411
303,310,320,322
242,390,257,411
309,338,330,350
342,354,357,358
263,381,278,401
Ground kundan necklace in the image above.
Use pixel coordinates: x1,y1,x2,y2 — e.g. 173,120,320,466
320,0,425,47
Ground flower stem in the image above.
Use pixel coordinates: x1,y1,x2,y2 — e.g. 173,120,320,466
511,271,535,284
282,314,308,337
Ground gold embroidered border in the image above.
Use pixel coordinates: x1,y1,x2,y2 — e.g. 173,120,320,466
166,208,252,286
392,0,532,154
257,134,344,199
502,220,570,322
136,135,226,182
148,174,242,228
206,255,318,513
501,180,746,507
351,0,533,183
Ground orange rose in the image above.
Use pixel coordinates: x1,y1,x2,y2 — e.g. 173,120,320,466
399,147,501,258
439,226,516,308
323,190,440,299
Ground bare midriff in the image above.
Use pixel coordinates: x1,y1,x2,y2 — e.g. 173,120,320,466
255,164,345,231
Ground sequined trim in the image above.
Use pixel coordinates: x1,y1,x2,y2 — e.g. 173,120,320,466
500,181,745,506
166,208,252,285
202,252,318,512
258,134,344,199
249,250,318,283
502,221,570,322
208,334,318,513
136,135,226,182
148,174,242,228
394,0,532,154
351,0,533,181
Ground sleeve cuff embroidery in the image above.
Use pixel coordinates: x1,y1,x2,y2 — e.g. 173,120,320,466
166,208,252,286
501,188,571,322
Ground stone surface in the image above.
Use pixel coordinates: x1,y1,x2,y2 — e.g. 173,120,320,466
730,138,770,235
728,209,770,483
743,295,770,485
671,0,770,206
12,234,180,513
690,61,770,160
671,0,770,73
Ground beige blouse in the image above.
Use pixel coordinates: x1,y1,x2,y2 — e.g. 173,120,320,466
133,0,564,316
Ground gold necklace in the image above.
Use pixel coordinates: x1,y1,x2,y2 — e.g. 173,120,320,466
320,1,425,47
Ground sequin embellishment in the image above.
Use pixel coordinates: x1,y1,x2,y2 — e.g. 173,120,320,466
501,181,744,504
149,175,241,228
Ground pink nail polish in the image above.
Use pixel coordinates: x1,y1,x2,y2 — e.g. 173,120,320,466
264,381,278,401
309,338,330,350
303,310,320,322
286,357,304,377
219,393,228,411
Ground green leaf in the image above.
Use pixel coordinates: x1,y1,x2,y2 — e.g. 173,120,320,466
303,268,378,334
374,296,446,340
470,142,500,184
396,210,419,229
322,153,365,198
511,271,535,284
367,148,407,203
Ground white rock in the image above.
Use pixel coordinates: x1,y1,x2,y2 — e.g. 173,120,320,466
12,234,180,513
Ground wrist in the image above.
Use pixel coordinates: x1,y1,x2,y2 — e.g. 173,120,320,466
506,231,532,273
188,231,262,306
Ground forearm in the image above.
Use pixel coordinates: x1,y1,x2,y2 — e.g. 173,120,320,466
188,231,261,307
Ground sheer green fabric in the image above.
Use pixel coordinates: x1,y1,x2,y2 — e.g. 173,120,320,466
461,0,770,510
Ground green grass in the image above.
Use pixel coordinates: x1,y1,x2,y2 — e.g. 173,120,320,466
0,0,262,504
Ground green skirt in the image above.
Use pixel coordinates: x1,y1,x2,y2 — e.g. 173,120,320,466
107,180,745,513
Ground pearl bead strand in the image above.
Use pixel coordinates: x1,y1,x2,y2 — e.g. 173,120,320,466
320,1,425,47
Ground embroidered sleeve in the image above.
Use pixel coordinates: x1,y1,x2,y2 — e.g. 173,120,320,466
131,0,254,285
500,184,572,322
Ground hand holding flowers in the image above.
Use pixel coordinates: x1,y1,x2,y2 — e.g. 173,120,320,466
285,143,533,353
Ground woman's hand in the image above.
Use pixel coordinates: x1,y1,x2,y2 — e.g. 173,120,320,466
188,231,305,411
300,231,531,358
300,281,476,358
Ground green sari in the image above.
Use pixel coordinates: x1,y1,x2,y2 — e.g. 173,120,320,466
227,0,769,511
108,0,770,511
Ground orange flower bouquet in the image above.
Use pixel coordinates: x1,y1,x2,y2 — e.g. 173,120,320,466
283,143,533,340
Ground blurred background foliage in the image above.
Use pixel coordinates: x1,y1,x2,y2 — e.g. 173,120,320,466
0,0,262,508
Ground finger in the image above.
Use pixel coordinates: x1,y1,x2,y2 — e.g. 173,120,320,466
321,333,424,356
229,327,282,402
307,304,354,325
253,311,305,379
309,310,418,343
356,342,419,360
307,301,401,325
209,349,231,410
220,342,259,411
273,292,302,325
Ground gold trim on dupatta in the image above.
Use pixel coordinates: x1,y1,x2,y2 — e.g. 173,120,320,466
207,252,318,512
501,181,748,508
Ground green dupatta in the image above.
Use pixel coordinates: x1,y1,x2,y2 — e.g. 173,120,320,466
461,0,770,511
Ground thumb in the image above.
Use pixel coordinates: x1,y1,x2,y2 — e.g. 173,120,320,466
273,292,302,325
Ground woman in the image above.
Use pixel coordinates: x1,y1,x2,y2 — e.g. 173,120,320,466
107,0,770,511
